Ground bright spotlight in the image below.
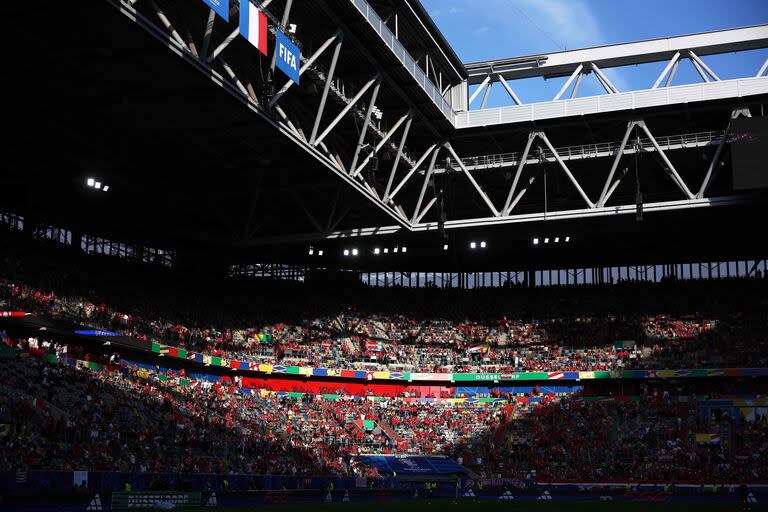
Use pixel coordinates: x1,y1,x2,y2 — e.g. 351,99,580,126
94,182,102,190
544,238,549,244
401,247,407,253
533,238,539,245
288,23,297,33
394,247,399,253
87,178,95,187
565,236,570,242
352,248,359,256
308,247,314,255
374,248,380,255
102,185,109,192
344,249,350,256
318,250,324,256
443,244,449,251
480,241,486,248
554,237,559,243
470,242,477,249
383,248,389,254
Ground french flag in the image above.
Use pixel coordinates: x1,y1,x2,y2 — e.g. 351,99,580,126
239,0,268,55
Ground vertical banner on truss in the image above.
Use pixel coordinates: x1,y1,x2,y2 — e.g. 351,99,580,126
201,0,229,21
239,0,268,55
275,30,301,84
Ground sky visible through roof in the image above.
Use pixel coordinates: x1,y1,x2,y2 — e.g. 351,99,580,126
422,0,768,107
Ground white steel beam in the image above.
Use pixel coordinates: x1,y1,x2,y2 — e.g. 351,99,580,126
554,64,584,100
480,81,494,109
310,35,344,144
570,72,583,99
688,50,721,81
590,63,618,93
352,112,411,178
757,57,768,77
349,79,382,174
200,8,216,60
468,74,492,105
537,133,595,208
690,56,711,83
383,115,413,201
269,31,342,108
465,24,768,83
388,144,438,200
653,51,681,89
664,59,680,87
637,121,695,199
502,132,536,215
250,195,749,244
454,76,768,129
497,75,523,105
598,121,636,207
314,74,379,147
445,143,500,217
411,148,441,222
150,0,189,52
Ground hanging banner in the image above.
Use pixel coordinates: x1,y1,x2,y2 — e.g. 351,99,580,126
202,0,229,22
275,29,300,84
240,0,268,55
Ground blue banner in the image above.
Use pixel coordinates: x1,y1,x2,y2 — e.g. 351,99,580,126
74,330,120,337
275,30,300,84
202,0,229,22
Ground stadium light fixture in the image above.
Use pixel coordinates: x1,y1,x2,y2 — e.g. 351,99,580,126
318,250,324,256
344,249,350,256
470,242,477,249
554,237,559,243
352,248,359,256
394,247,399,253
374,248,380,255
544,238,549,244
565,236,570,242
94,182,102,190
401,247,407,253
443,244,449,251
87,178,95,187
480,241,487,248
288,23,297,34
308,247,314,255
383,248,389,254
533,238,539,245
102,185,109,192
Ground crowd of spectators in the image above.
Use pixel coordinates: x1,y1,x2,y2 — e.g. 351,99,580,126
3,274,767,374
474,387,768,483
1,338,767,484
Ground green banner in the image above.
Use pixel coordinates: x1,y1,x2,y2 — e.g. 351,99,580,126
452,373,502,382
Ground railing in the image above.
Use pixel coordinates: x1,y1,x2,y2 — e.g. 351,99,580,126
347,0,454,121
436,130,726,173
455,76,768,128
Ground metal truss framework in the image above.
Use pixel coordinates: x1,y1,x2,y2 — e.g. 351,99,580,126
463,24,768,111
104,0,764,243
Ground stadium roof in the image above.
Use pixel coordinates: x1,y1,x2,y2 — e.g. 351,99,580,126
2,1,766,273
